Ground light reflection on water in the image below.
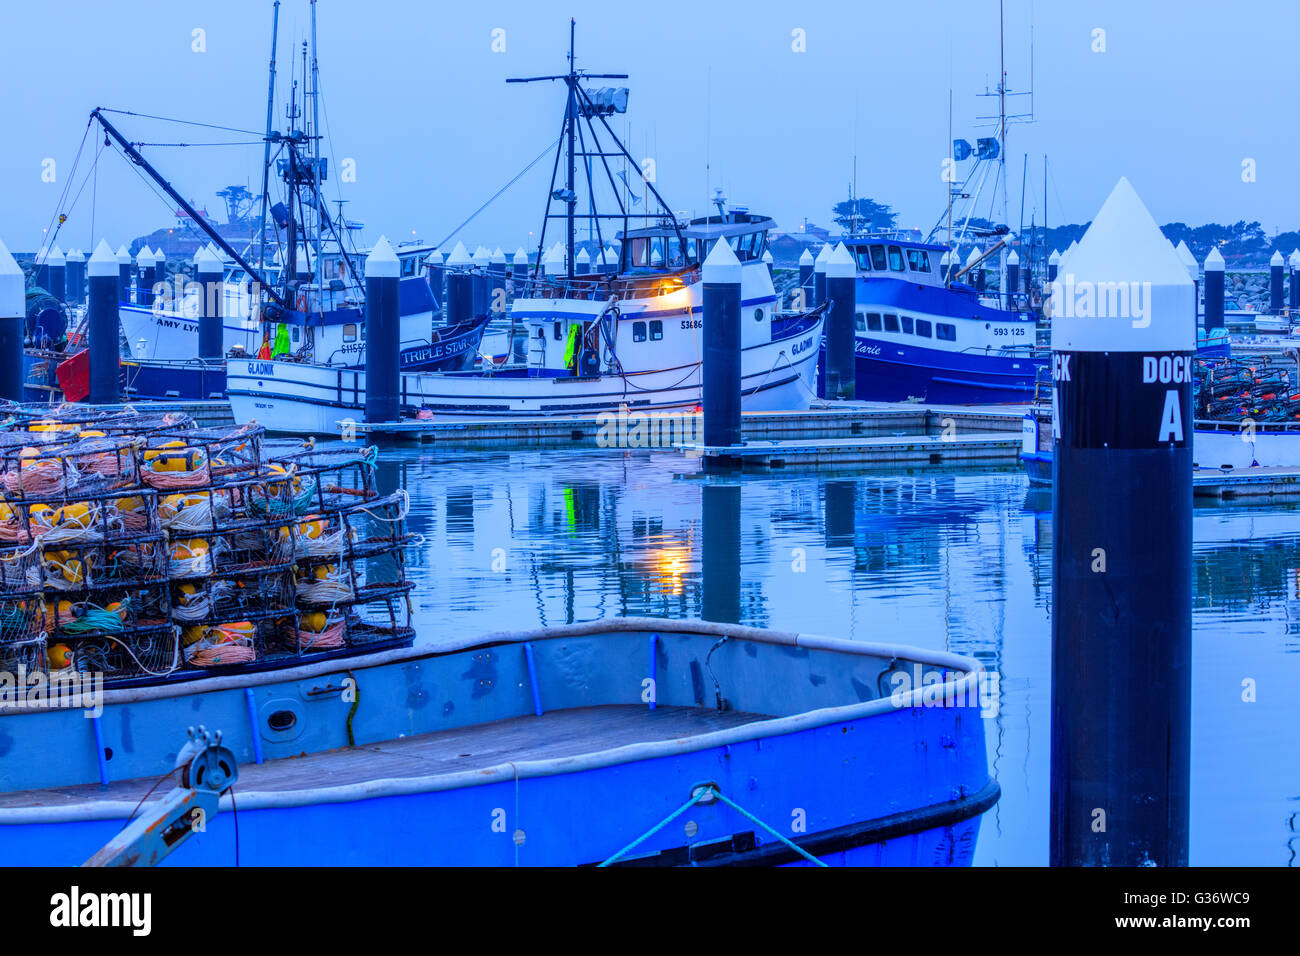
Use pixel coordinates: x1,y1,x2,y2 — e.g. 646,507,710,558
377,446,1300,866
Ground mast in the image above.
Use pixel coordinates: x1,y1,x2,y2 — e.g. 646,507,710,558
256,1,280,278
566,18,576,279
310,0,322,296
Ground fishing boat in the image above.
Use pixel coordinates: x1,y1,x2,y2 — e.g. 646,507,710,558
227,22,825,433
24,2,486,405
0,617,999,867
834,234,1043,403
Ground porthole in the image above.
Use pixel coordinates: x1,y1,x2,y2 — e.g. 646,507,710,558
268,710,297,732
754,307,764,322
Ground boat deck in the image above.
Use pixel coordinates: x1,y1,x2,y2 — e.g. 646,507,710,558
0,705,768,810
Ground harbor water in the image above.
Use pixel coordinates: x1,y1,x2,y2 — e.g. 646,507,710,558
380,444,1300,867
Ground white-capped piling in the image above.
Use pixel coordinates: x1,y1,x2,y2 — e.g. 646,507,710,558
364,236,401,424
489,247,507,314
444,241,473,327
137,246,156,309
1174,240,1198,322
0,239,24,401
761,248,773,279
798,247,814,305
702,237,743,457
824,243,857,400
46,244,66,302
1203,247,1225,331
195,244,224,360
512,247,529,282
1005,249,1020,307
965,246,983,291
575,247,591,275
1290,250,1300,313
115,244,132,305
1270,249,1285,313
1049,177,1192,867
65,248,85,303
604,245,619,274
812,243,830,307
88,240,121,403
1047,248,1061,284
425,249,444,309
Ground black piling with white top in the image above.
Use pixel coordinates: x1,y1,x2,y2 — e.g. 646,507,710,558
824,244,857,400
88,240,121,403
1270,250,1284,313
444,242,473,328
1203,248,1225,332
702,236,742,460
0,240,23,401
364,237,401,425
812,244,829,308
195,245,224,360
1048,177,1192,867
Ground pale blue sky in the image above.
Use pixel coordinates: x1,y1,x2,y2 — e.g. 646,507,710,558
0,0,1294,253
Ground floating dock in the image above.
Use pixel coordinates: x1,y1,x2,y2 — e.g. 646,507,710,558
353,401,1029,455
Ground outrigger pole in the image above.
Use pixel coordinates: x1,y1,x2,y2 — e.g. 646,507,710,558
508,18,684,280
90,107,289,308
256,0,281,279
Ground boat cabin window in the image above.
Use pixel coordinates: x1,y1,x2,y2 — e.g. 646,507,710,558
866,312,882,331
626,238,648,269
887,246,906,272
554,321,563,340
668,239,688,268
292,326,300,343
649,320,663,341
650,237,666,268
343,323,357,342
686,238,700,262
869,245,887,270
853,247,872,271
633,321,647,342
916,318,933,338
400,257,417,278
900,315,914,334
936,322,957,341
854,312,866,331
883,314,900,333
906,249,931,273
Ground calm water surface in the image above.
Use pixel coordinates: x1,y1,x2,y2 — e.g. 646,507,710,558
376,446,1300,867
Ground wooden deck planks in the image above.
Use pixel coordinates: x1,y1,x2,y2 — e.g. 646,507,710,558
0,705,767,810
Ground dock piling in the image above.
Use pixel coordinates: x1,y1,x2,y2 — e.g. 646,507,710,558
1270,250,1285,313
88,239,121,403
701,232,742,456
0,239,24,402
364,236,401,424
1049,177,1192,867
1203,247,1225,332
65,247,85,303
812,243,830,308
798,247,814,306
195,245,224,360
824,243,857,400
114,244,132,305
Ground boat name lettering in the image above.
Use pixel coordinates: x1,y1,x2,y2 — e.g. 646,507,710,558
680,319,702,330
791,336,815,356
1052,354,1071,381
247,362,276,376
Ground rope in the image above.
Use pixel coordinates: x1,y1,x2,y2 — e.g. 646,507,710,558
598,783,827,867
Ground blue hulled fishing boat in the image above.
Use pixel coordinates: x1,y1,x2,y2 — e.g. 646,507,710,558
0,618,999,867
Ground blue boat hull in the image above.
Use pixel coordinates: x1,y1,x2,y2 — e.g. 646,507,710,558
0,620,998,867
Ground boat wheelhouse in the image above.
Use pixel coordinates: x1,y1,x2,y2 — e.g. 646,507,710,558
833,234,1043,404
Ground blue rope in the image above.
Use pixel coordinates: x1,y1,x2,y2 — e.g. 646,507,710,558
710,789,827,867
598,784,828,867
597,790,708,867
